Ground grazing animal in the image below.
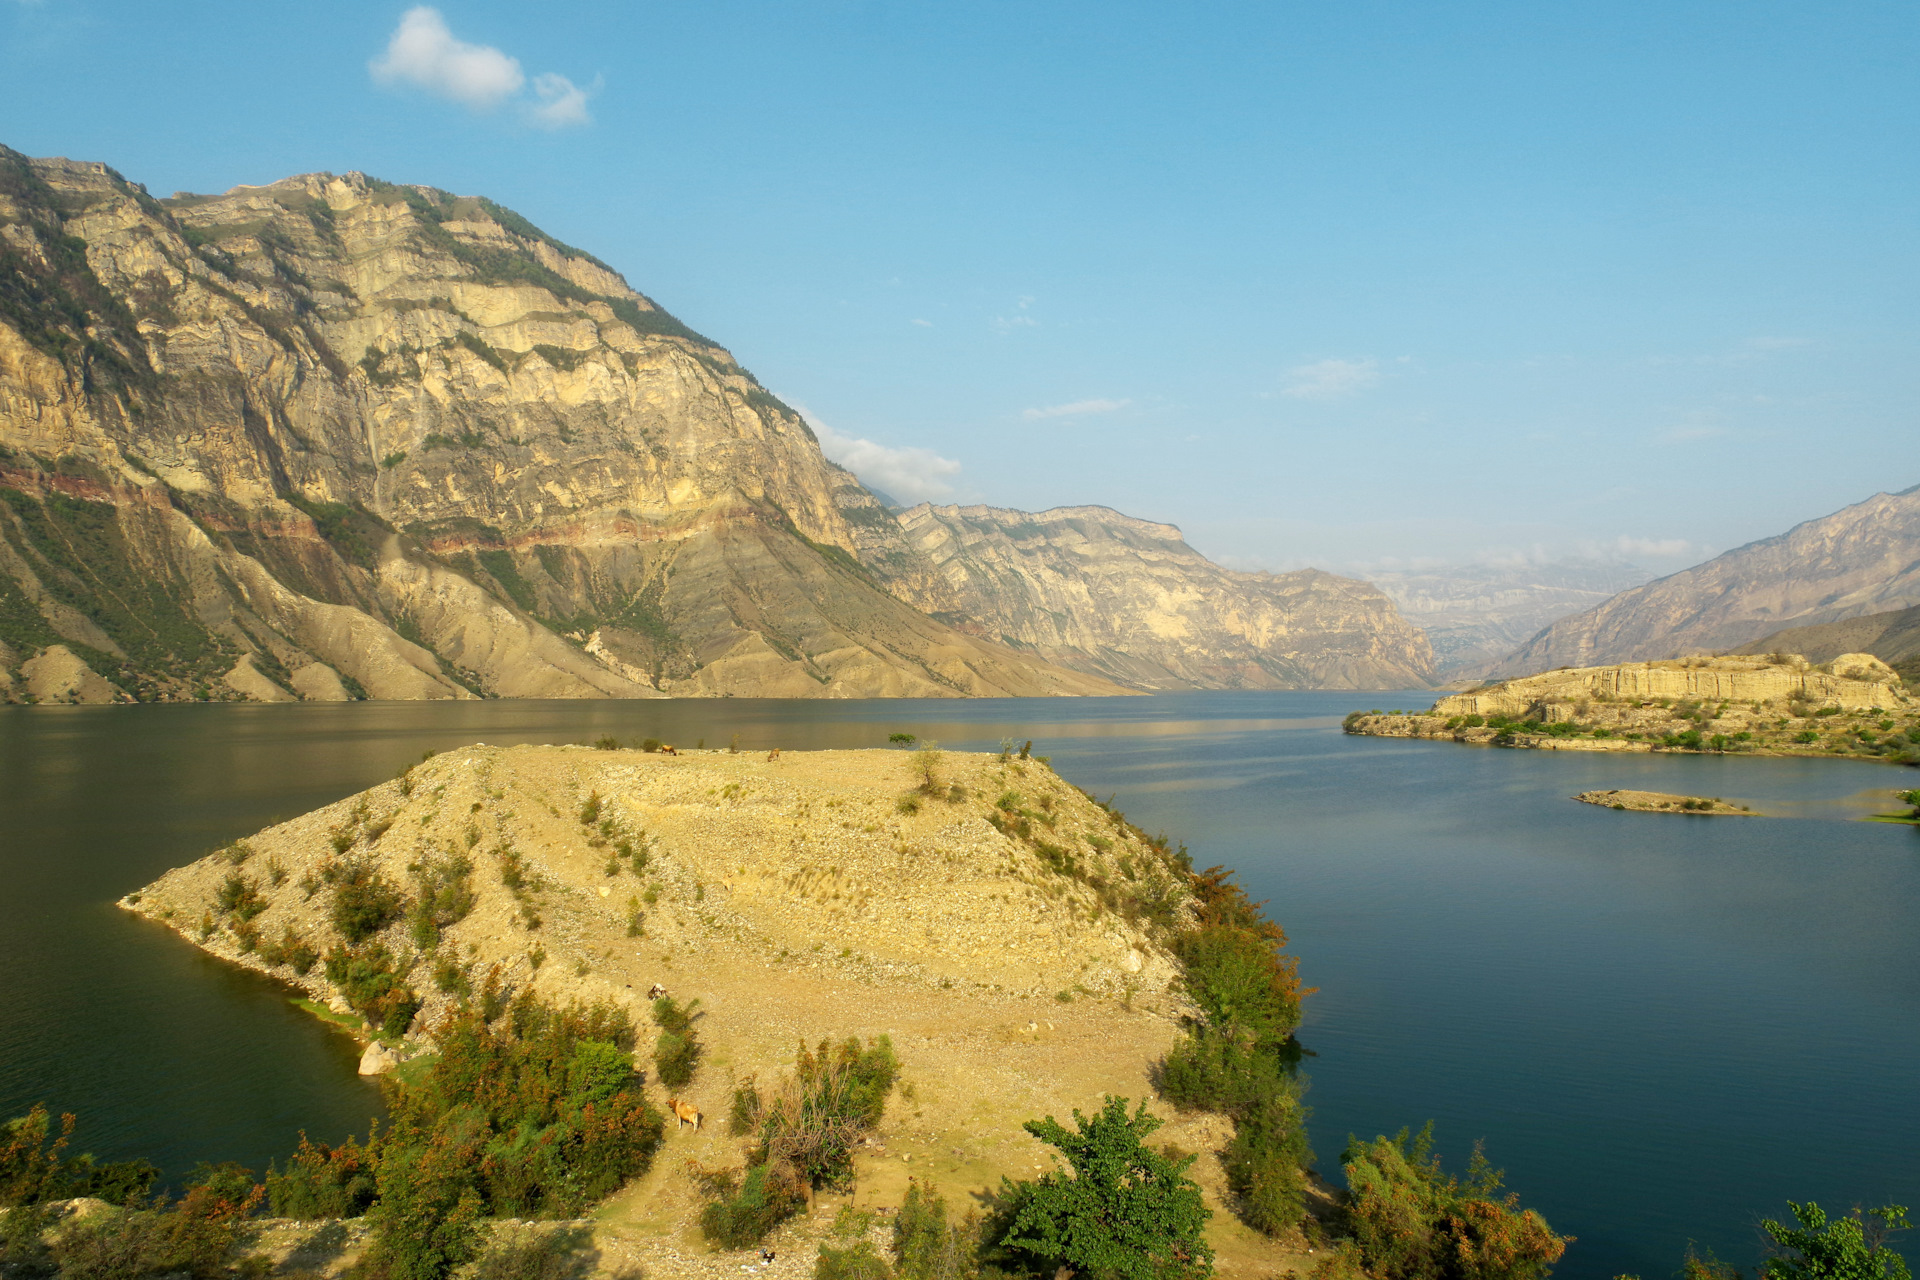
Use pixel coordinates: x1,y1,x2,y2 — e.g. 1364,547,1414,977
647,983,667,999
760,1249,777,1264
669,1097,702,1131
767,747,780,762
660,744,677,756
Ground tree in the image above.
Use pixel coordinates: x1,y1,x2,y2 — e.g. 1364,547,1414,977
1760,1203,1910,1280
994,1096,1212,1280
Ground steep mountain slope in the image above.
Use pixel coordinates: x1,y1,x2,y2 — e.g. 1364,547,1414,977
1735,604,1920,686
1492,485,1920,677
1364,557,1652,679
877,503,1435,689
0,148,1120,701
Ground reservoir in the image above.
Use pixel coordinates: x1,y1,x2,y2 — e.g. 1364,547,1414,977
2,693,1914,1277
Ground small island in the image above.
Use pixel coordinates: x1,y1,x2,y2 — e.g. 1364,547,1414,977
1575,790,1753,815
1346,652,1918,762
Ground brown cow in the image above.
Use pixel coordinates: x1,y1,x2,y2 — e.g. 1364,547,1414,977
660,744,677,756
767,748,781,762
668,1098,702,1131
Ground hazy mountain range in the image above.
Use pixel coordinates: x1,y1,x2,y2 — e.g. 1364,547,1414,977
0,146,1433,703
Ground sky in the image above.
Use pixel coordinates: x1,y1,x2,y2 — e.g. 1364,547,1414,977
4,1,1915,577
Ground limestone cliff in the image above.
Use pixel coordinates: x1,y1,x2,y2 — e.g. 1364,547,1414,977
1494,485,1920,678
0,147,1121,701
876,503,1435,690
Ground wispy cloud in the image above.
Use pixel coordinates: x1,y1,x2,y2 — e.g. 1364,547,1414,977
371,8,594,128
991,296,1037,334
1281,357,1379,401
1591,535,1708,563
1022,398,1129,421
804,410,961,505
911,318,933,328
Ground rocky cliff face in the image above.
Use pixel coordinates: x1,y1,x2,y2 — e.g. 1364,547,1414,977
0,148,1128,701
0,145,1431,702
878,503,1435,690
1493,485,1920,678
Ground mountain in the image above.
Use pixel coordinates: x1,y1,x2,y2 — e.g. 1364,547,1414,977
1734,604,1920,687
1363,557,1652,679
1491,485,1920,677
873,504,1434,689
0,146,1429,702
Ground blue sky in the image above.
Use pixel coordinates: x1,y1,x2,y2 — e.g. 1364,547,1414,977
4,1,1914,574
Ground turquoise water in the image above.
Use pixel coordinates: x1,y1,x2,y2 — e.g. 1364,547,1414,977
2,694,1915,1276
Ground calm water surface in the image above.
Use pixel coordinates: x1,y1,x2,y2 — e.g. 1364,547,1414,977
2,694,1915,1277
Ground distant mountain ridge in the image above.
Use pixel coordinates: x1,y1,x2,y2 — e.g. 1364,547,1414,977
1364,558,1653,679
881,503,1435,690
0,145,1433,702
1492,485,1920,677
1736,604,1920,687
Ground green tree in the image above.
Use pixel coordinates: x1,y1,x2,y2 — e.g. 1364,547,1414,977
994,1096,1211,1280
1759,1203,1910,1280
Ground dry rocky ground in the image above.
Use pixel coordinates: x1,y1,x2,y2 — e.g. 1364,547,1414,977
124,745,1327,1278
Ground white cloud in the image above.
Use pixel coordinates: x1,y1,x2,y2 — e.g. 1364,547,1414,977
371,8,594,128
911,318,933,328
1022,398,1129,421
529,72,595,128
803,411,961,505
1281,357,1379,401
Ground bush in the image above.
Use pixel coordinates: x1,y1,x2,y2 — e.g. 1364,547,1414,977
266,1133,378,1218
1340,1124,1568,1280
407,851,476,949
260,926,319,975
330,858,407,943
1,1106,157,1208
216,873,267,922
893,1180,983,1280
990,1096,1211,1280
324,942,422,1038
698,1160,808,1248
1757,1202,1911,1280
819,1238,894,1280
652,996,703,1089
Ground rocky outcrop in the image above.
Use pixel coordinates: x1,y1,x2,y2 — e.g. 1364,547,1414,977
1345,653,1918,762
0,146,1123,701
1494,485,1920,676
878,503,1435,690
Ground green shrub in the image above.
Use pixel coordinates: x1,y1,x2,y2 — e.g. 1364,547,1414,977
329,858,407,943
1755,1202,1910,1280
260,926,318,975
989,1096,1211,1280
1340,1124,1568,1280
266,1133,378,1219
407,851,476,949
324,942,421,1038
216,873,267,922
893,1180,982,1279
819,1238,894,1280
652,996,703,1088
698,1160,808,1248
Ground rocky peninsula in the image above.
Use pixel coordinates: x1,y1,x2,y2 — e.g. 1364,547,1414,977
118,743,1318,1276
1346,652,1919,763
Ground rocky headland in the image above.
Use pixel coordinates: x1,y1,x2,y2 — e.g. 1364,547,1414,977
1345,652,1919,762
118,743,1319,1275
